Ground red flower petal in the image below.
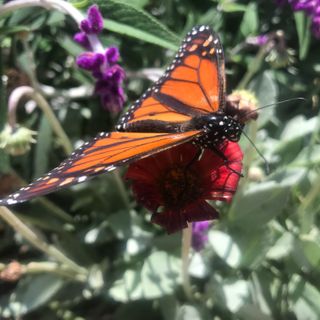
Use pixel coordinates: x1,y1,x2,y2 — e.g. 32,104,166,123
151,200,219,234
126,141,243,233
199,142,243,202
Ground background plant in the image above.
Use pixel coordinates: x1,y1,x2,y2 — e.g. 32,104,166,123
0,0,319,319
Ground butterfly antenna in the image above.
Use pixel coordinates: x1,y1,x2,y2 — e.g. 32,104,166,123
241,130,270,175
239,97,307,122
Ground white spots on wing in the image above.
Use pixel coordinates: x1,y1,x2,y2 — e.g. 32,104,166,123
104,165,116,172
219,121,224,126
199,25,205,32
77,176,88,183
7,199,18,205
13,193,20,198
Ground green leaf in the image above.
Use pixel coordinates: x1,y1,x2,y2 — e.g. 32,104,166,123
209,276,250,312
119,0,150,8
0,274,64,318
141,251,181,299
248,70,278,127
292,145,320,167
109,269,143,302
176,305,202,320
300,238,320,268
290,275,320,319
109,251,181,302
208,230,241,268
189,252,208,278
266,232,295,260
220,1,247,13
237,304,273,320
229,181,290,227
239,2,258,37
93,0,179,50
0,26,31,40
280,116,317,142
159,296,178,320
294,11,311,60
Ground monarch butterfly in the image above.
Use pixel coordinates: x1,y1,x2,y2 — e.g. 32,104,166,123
0,25,247,206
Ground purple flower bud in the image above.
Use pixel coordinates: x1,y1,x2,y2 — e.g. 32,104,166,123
100,87,125,113
80,5,104,34
73,32,91,50
76,52,105,71
106,47,120,64
101,65,125,82
87,5,104,34
80,19,91,33
292,1,315,13
192,221,210,252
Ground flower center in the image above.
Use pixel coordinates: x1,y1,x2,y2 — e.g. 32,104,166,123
159,166,201,208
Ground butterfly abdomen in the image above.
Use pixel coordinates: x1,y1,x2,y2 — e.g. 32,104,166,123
116,119,184,133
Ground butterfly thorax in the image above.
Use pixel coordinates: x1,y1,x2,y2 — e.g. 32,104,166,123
185,113,244,148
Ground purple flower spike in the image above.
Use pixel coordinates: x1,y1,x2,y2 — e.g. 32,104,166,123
74,5,126,112
276,0,320,39
192,221,210,252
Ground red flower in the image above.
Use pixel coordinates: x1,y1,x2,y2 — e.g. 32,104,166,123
126,141,243,233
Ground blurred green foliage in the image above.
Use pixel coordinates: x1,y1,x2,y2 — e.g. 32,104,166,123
0,0,320,319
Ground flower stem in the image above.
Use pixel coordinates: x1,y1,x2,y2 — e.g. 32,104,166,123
0,0,84,25
8,86,73,155
0,261,86,282
237,46,267,89
0,206,88,277
181,223,193,300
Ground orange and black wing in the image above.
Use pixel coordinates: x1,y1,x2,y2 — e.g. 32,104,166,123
116,25,225,131
0,130,200,205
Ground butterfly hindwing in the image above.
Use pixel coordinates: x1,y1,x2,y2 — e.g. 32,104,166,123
117,25,225,131
0,131,200,205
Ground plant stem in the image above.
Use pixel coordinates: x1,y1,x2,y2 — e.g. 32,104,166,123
0,261,86,282
0,0,84,25
237,46,267,90
181,223,193,300
0,206,88,277
8,86,73,155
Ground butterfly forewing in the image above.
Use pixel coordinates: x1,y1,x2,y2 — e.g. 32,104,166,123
117,25,225,130
0,131,200,205
0,25,228,205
